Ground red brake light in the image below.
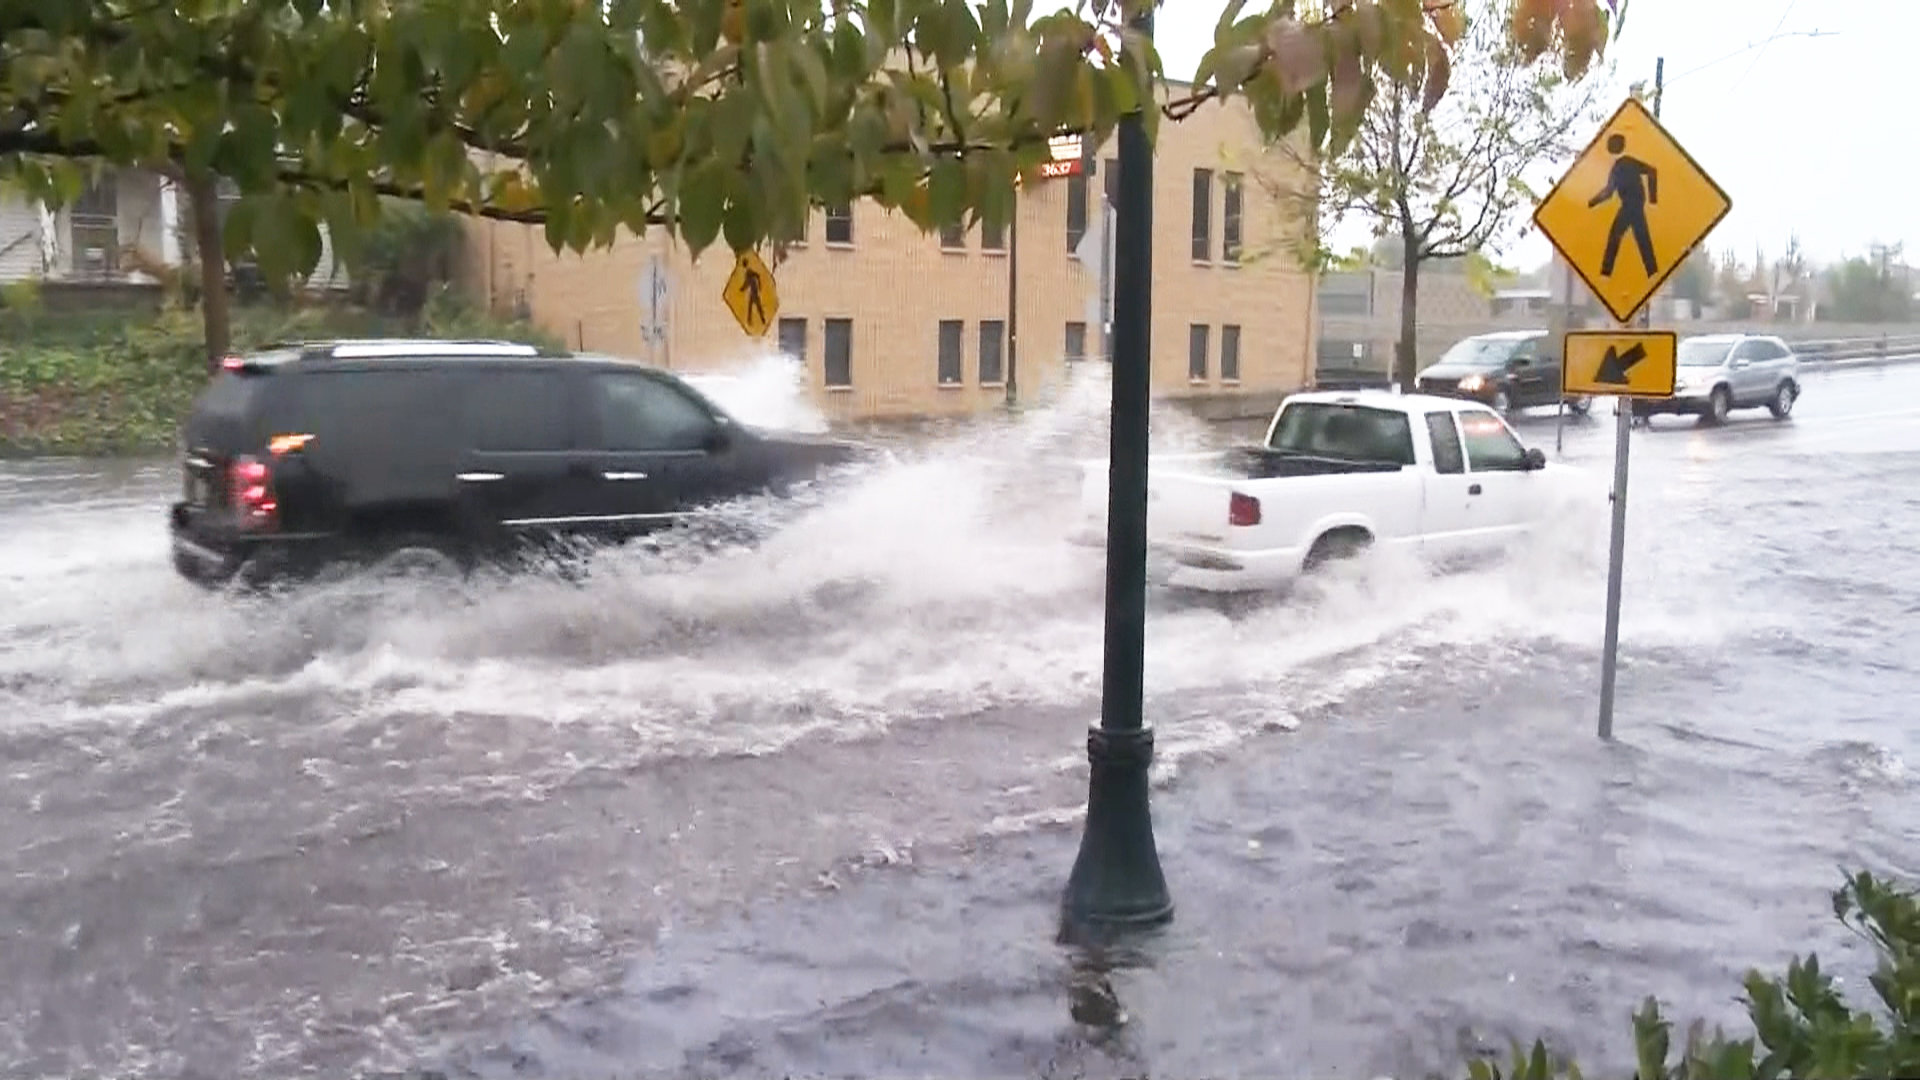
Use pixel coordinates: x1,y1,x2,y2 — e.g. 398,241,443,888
228,454,278,526
1228,491,1261,527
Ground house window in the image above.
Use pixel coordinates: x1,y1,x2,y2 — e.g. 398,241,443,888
940,222,966,249
1066,172,1088,252
824,318,853,388
981,217,1005,252
1221,324,1242,382
70,175,120,278
979,319,1006,384
1065,321,1088,363
825,204,853,245
1222,172,1244,264
777,317,807,362
1188,324,1210,381
937,319,965,385
1191,168,1213,262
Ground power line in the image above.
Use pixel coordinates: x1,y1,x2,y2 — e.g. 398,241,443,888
1667,27,1838,84
1732,0,1799,91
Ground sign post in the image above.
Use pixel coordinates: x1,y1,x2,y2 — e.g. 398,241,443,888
722,250,779,338
1531,60,1729,740
641,254,670,366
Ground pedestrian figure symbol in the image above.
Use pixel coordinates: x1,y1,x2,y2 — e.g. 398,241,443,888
1589,133,1659,277
742,265,765,326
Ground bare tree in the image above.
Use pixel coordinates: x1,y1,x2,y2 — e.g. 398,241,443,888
1259,0,1607,386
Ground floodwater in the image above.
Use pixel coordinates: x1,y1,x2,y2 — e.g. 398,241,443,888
2,358,1916,1079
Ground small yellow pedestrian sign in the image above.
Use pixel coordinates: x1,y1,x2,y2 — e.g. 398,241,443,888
1532,96,1731,325
723,250,777,337
1562,330,1676,399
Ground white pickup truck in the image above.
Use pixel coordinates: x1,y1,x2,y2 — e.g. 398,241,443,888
1072,389,1576,592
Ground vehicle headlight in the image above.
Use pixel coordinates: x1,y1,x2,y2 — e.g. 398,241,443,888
1458,374,1486,391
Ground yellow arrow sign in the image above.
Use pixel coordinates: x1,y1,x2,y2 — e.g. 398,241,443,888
1562,330,1677,399
723,249,778,337
1533,96,1731,326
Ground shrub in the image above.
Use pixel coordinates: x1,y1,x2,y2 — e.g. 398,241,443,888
1469,870,1920,1080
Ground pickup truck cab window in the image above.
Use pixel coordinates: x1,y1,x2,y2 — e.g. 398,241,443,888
592,371,719,452
1269,402,1416,466
1425,411,1466,474
1459,411,1529,471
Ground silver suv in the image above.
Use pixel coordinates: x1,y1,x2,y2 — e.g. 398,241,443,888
1635,333,1801,425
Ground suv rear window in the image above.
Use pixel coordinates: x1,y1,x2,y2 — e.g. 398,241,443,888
183,372,269,450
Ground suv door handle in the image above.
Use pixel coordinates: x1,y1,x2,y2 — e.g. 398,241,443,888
602,470,649,481
1468,483,1483,495
457,471,504,482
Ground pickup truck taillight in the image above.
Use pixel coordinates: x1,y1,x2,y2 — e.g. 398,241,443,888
1228,491,1261,527
228,454,279,529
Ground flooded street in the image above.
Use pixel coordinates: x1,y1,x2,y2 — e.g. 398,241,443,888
3,364,1918,1079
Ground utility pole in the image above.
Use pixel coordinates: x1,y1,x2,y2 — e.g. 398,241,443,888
1597,55,1662,742
1006,196,1020,408
1060,3,1173,941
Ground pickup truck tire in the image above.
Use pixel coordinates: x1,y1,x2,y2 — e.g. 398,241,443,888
1304,527,1374,573
366,534,468,582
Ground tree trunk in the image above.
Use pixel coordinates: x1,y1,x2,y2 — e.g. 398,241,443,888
1395,230,1420,389
185,172,231,373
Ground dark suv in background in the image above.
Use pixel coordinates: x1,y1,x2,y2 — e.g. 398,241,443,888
1415,330,1592,417
169,339,873,590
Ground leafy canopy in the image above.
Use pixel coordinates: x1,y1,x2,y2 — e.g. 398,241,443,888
1,0,1621,285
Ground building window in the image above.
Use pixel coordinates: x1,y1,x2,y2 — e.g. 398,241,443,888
824,318,853,388
981,217,1006,252
937,319,964,385
1191,168,1212,262
1066,172,1088,252
1188,324,1210,381
979,319,1006,384
940,222,966,249
1220,324,1241,382
1104,157,1119,209
777,317,807,362
825,204,853,245
1065,321,1088,363
1222,172,1243,264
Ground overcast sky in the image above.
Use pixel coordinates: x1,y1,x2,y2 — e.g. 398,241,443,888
1151,0,1898,271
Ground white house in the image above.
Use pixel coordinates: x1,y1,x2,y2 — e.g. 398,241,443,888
0,168,346,289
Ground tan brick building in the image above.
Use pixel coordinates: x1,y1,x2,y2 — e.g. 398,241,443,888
460,90,1319,422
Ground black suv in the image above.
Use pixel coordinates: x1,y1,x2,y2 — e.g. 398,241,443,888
168,339,873,590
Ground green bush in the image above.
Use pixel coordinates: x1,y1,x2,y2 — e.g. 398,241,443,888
0,298,559,457
1470,870,1920,1080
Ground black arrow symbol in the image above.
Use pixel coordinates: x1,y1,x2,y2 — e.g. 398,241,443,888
1595,342,1647,385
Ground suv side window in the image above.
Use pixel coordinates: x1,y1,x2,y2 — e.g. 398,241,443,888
1459,410,1529,471
591,371,718,452
464,369,573,452
1425,412,1466,474
1509,338,1539,365
1732,339,1763,362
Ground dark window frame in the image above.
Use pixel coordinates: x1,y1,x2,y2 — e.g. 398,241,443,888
940,222,967,250
1220,324,1242,383
824,204,854,245
1188,323,1210,381
979,319,1006,385
1222,171,1244,263
937,319,965,386
777,317,807,363
981,217,1006,252
823,318,853,389
1191,168,1213,262
1066,172,1089,253
1065,321,1088,364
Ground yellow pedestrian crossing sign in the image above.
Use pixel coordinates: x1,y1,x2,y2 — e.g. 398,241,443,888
723,250,777,337
1532,96,1731,325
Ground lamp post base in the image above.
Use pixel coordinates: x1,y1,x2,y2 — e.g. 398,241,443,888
1059,724,1173,943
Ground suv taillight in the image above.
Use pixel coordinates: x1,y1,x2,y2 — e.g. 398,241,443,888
228,454,278,528
1228,491,1261,527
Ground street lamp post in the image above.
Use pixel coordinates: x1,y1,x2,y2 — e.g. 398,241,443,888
1060,4,1173,941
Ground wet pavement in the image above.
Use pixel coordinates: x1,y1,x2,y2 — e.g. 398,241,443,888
3,364,1918,1079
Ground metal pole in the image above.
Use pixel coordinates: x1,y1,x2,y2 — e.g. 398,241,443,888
1597,56,1662,742
1061,2,1172,940
1555,259,1572,454
1007,193,1020,407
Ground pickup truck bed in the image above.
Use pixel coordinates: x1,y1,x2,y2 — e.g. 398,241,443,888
1073,390,1574,592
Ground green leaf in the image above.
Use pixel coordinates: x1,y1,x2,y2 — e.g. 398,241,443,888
678,161,727,254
